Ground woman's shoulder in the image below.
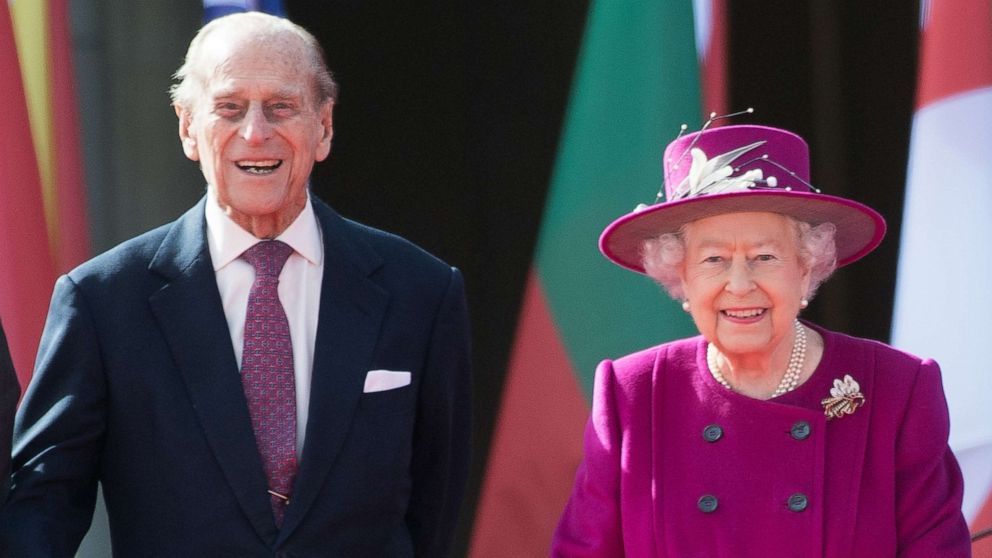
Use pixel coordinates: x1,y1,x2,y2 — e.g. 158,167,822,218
818,325,934,370
594,336,703,404
815,324,943,401
608,335,703,377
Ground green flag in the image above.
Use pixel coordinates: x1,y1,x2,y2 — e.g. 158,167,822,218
471,1,703,556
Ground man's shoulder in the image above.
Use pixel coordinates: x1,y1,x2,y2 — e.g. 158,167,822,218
351,219,447,266
313,197,453,277
68,198,206,284
70,223,172,279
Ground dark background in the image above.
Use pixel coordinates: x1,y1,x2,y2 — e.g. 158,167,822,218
68,1,921,555
285,1,919,554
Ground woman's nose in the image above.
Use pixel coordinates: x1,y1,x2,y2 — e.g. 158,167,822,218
725,260,755,294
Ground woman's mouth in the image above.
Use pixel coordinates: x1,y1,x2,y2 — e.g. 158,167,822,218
722,308,766,319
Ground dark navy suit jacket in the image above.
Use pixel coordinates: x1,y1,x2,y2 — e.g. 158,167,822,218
0,196,472,557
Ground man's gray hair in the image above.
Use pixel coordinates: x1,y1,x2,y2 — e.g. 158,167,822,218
169,12,338,111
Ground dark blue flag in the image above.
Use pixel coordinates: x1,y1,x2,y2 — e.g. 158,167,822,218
203,0,286,22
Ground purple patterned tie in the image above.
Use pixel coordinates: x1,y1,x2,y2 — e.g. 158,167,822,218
240,240,297,527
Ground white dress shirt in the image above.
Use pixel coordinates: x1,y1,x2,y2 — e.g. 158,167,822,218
205,190,324,457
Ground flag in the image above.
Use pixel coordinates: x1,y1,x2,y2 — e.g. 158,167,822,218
47,0,90,273
469,2,705,555
890,0,992,550
1,0,89,389
694,0,728,117
203,0,285,22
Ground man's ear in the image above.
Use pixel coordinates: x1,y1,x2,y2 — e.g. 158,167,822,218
314,100,334,162
175,105,199,161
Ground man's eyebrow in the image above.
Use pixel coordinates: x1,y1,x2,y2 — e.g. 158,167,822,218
210,89,239,101
209,88,305,102
270,87,306,100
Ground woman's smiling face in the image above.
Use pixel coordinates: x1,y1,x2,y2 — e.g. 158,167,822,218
680,211,811,362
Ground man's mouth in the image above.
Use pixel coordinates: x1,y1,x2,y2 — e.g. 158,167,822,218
236,160,283,175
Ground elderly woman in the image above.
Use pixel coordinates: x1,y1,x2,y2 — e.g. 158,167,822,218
551,124,972,557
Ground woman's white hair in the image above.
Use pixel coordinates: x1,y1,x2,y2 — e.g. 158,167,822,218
641,215,838,301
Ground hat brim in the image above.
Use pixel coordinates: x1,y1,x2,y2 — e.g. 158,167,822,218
599,190,886,274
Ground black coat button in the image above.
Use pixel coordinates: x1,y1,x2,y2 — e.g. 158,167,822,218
790,421,811,440
787,493,808,512
698,494,718,513
702,424,723,442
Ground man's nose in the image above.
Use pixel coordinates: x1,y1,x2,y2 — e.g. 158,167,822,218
240,105,272,145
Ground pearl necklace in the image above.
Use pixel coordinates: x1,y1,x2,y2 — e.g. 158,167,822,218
706,319,807,398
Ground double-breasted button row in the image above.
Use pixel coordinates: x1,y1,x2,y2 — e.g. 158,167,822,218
702,421,811,443
694,493,809,513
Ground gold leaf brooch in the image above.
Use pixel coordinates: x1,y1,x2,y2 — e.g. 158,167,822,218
821,374,865,420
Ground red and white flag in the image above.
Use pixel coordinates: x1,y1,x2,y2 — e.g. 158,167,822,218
891,0,992,544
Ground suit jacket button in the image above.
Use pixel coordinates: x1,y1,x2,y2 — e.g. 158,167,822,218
787,493,809,512
790,421,811,440
702,424,723,442
698,494,718,513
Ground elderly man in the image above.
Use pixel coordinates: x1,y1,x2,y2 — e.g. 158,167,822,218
0,13,471,557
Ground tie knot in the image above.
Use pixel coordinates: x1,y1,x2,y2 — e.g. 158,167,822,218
241,240,294,278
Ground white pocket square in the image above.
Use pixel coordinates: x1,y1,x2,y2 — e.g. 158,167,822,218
363,370,411,393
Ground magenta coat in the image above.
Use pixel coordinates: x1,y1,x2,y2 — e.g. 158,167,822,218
552,323,971,557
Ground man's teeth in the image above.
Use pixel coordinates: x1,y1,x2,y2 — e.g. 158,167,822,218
237,160,282,174
724,309,764,318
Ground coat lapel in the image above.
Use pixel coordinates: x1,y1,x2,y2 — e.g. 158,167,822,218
278,199,388,542
147,198,278,545
820,334,873,557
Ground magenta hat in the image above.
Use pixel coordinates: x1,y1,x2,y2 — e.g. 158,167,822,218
599,124,886,274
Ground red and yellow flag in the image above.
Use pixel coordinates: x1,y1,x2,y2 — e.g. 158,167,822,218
0,0,89,389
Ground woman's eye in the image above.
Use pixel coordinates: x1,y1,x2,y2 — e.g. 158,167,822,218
754,254,777,262
702,256,723,264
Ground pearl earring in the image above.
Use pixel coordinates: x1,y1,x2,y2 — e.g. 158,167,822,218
800,299,809,309
682,300,690,312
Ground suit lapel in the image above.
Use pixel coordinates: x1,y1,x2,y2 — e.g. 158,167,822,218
147,198,278,545
278,199,388,541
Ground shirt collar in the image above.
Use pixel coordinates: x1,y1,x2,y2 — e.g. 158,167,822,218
205,188,323,271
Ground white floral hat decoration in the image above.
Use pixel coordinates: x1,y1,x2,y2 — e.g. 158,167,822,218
599,118,887,273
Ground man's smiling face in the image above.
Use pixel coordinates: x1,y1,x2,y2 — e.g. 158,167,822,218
177,29,333,238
